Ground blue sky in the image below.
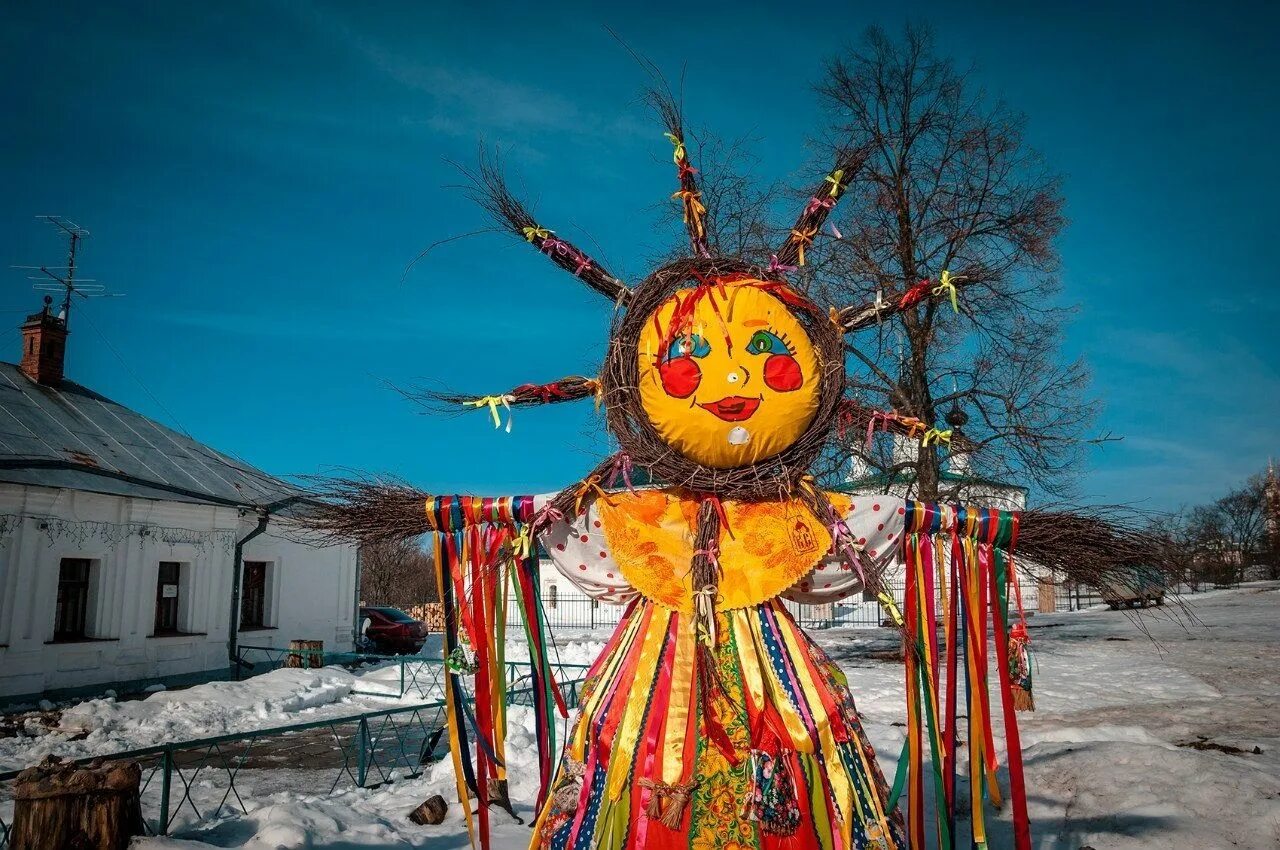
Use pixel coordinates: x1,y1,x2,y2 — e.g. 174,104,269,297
1,1,1276,510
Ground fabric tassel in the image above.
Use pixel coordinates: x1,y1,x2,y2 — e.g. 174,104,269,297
1008,621,1035,711
639,779,695,829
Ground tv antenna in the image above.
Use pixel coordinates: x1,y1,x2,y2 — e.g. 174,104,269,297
11,216,122,329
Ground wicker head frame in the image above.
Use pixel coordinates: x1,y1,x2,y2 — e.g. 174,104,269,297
600,255,846,501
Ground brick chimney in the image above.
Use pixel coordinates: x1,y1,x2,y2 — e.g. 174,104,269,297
20,296,68,385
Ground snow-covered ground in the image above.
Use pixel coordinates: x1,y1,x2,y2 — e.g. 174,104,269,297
0,659,450,772
4,584,1278,848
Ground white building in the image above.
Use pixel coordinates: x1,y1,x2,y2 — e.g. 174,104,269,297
843,427,1044,614
0,300,358,701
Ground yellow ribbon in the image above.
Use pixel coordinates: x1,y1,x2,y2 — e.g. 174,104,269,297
672,189,706,237
693,585,719,650
789,227,818,266
922,427,952,447
464,394,514,432
824,168,845,198
521,225,552,243
932,269,960,313
582,378,604,412
573,475,614,517
663,131,686,164
511,527,532,560
877,591,905,627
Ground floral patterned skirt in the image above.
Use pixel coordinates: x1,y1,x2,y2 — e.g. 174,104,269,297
532,598,906,850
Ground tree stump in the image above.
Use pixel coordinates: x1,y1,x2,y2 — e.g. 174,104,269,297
11,756,144,850
408,794,448,825
286,639,324,668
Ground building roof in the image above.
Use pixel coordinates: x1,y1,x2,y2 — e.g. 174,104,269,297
0,362,304,509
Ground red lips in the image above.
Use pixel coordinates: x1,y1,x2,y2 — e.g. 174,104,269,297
698,395,761,422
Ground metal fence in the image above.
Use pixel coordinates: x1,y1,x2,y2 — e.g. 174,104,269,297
515,585,912,632
514,576,1227,632
0,659,589,847
235,644,451,700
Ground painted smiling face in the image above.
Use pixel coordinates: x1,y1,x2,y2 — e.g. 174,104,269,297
636,279,821,468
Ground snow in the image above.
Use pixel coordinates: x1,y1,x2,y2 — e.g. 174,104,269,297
4,584,1277,848
0,660,447,772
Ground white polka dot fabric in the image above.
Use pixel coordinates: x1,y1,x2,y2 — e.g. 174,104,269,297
533,494,637,606
782,496,908,604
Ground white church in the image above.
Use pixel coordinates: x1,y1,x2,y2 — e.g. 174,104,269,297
0,298,359,702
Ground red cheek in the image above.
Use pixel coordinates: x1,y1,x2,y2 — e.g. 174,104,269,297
658,357,701,398
763,354,803,392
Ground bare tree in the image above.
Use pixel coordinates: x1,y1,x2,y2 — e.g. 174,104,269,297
807,23,1103,499
359,538,438,608
1166,471,1271,586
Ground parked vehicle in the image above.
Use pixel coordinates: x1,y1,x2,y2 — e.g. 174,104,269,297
359,606,428,654
1100,567,1166,609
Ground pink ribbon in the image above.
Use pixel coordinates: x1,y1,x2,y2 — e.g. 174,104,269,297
865,410,896,450
530,504,565,535
767,254,798,276
540,237,593,276
694,545,721,573
805,195,836,215
827,505,869,587
607,453,637,495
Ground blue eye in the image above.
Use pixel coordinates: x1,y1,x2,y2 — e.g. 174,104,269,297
746,330,791,356
667,333,711,360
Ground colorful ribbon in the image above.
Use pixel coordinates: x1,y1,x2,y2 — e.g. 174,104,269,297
789,227,818,266
521,225,552,243
663,131,686,164
922,427,953,447
465,394,514,432
932,269,960,313
824,168,845,198
805,195,836,215
672,189,707,238
767,254,799,276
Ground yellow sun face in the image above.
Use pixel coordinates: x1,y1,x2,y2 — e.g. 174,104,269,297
636,279,822,468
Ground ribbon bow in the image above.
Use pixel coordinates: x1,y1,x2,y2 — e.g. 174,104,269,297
573,475,613,517
805,195,836,215
824,168,845,198
511,527,533,560
521,225,552,243
932,269,960,313
663,131,686,164
922,427,953,447
767,254,798,276
607,452,638,494
672,189,707,237
530,504,565,536
692,584,720,648
877,590,905,627
789,227,818,266
464,394,514,432
864,409,897,450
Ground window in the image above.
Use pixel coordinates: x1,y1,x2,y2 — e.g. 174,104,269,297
55,559,91,640
240,561,268,629
154,562,182,635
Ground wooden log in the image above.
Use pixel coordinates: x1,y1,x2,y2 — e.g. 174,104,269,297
408,794,448,825
11,756,144,850
286,639,324,668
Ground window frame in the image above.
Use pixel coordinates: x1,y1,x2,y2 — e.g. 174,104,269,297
240,560,270,630
54,558,92,641
153,561,183,636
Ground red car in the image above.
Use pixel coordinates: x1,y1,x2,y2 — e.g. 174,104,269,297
360,606,428,655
